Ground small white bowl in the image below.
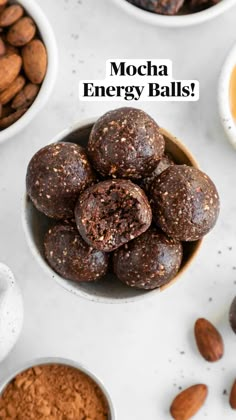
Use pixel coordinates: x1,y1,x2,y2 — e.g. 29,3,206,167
22,119,202,304
112,0,236,27
0,0,58,144
218,43,236,149
0,357,115,419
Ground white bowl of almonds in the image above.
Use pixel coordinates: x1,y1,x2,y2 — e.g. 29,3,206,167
0,0,58,143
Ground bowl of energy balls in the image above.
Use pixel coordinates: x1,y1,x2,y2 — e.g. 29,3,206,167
23,107,220,303
0,0,57,143
112,0,236,27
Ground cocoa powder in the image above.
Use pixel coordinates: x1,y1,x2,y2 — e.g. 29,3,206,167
0,364,109,419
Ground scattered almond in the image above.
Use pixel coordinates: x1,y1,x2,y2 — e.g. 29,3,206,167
0,36,5,56
0,4,24,26
7,16,36,46
0,75,25,104
230,380,236,409
170,384,208,420
12,83,39,109
229,297,236,333
0,0,7,6
0,107,27,129
22,39,47,84
194,318,224,362
0,53,22,91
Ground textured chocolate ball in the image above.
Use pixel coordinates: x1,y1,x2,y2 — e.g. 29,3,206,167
150,165,220,241
127,0,184,15
44,223,109,283
75,179,152,252
140,153,174,194
87,107,165,180
113,227,183,290
26,142,96,219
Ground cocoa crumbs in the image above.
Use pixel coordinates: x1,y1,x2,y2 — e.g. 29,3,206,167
0,364,109,420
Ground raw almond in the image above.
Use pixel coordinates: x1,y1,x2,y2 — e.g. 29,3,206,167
0,4,24,27
0,0,7,6
194,318,224,362
7,16,36,46
0,75,25,104
230,380,236,409
0,53,22,91
229,297,236,333
0,36,5,56
170,384,208,420
12,83,39,109
0,107,27,129
22,39,47,84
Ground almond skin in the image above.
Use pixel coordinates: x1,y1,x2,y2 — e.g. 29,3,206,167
0,107,27,129
0,36,5,56
22,39,47,84
0,75,25,104
12,83,39,109
7,16,36,46
0,4,24,27
170,384,208,420
0,53,22,91
230,380,236,409
194,318,224,362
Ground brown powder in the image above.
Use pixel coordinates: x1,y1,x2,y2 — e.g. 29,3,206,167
0,364,109,419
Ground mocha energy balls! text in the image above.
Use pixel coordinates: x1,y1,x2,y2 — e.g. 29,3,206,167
26,142,95,219
44,223,109,283
150,165,220,241
75,179,152,252
113,227,183,289
88,107,165,180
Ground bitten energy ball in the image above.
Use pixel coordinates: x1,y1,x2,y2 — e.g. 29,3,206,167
127,0,184,15
75,179,152,252
26,142,96,219
44,223,109,283
88,107,165,180
150,165,220,241
113,227,183,290
141,153,174,193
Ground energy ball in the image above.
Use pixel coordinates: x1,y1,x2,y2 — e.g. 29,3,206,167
113,227,183,290
140,153,174,194
44,223,109,283
75,179,152,252
150,165,220,241
127,0,184,15
26,142,96,219
88,107,165,180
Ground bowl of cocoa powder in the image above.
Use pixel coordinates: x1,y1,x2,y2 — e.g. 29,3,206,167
0,357,115,419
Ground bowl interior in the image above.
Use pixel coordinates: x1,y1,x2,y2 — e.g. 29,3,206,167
23,123,202,303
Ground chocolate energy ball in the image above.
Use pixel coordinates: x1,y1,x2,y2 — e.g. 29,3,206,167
88,107,165,180
127,0,185,15
44,223,109,283
140,153,174,194
113,227,183,290
26,142,96,219
75,179,152,252
150,165,220,241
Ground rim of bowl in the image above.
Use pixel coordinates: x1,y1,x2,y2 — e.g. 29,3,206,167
22,118,203,304
0,357,115,419
112,0,236,27
0,0,58,144
218,42,236,149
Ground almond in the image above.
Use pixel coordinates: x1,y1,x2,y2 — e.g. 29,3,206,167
229,297,236,333
22,39,47,84
170,384,208,420
12,83,39,109
230,380,236,409
0,75,25,104
194,318,224,362
0,53,22,91
0,36,5,56
0,107,27,129
0,0,7,6
7,16,36,47
0,4,24,27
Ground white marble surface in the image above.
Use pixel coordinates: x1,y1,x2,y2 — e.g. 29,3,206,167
1,0,236,419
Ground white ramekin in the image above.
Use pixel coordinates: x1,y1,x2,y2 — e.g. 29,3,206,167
112,0,236,27
0,357,115,419
0,0,58,144
218,42,236,149
22,119,202,304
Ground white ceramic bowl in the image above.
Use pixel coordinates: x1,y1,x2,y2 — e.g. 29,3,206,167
22,119,202,304
218,43,236,149
112,0,236,27
0,0,58,144
0,357,115,419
